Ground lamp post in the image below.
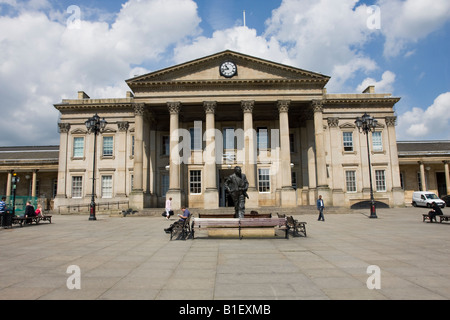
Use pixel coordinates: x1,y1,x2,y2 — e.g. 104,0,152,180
11,172,19,217
85,114,107,221
355,113,378,219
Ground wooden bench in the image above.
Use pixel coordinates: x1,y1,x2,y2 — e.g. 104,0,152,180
192,217,288,239
12,215,52,227
422,214,450,223
286,216,307,237
170,215,192,241
198,213,272,219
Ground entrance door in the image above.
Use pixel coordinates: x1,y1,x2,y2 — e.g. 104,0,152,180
436,172,447,197
219,169,235,207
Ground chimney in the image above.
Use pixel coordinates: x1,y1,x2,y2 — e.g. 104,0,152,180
78,91,90,99
363,86,375,94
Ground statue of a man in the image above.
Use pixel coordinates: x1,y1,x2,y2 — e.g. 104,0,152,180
224,166,249,218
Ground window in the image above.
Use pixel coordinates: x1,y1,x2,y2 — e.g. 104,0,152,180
343,132,353,152
289,133,295,153
73,137,84,158
101,175,113,198
223,128,235,150
372,131,383,152
52,179,58,198
190,127,202,150
291,171,297,190
72,176,83,198
375,170,386,192
258,168,271,192
162,135,170,156
131,135,135,157
189,170,202,194
345,171,357,192
257,127,268,149
161,175,169,197
103,136,114,157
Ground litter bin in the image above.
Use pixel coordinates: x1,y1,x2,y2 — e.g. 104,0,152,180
1,209,12,228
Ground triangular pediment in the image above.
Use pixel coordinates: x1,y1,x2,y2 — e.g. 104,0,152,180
126,50,330,87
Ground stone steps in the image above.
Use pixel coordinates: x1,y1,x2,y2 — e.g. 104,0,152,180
132,205,348,217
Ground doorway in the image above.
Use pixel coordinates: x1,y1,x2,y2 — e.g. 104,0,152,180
219,169,235,207
436,172,447,197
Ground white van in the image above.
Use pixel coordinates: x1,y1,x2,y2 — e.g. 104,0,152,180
412,191,446,208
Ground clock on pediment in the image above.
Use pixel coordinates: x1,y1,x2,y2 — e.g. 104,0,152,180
219,61,237,78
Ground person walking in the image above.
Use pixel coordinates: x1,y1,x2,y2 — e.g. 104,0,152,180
165,197,173,220
317,195,325,221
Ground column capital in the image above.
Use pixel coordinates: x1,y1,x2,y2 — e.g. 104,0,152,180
385,116,397,127
311,100,324,113
443,160,450,165
167,102,181,114
327,117,339,127
58,123,70,133
241,100,255,113
134,103,145,116
277,100,291,113
204,101,217,114
117,121,130,132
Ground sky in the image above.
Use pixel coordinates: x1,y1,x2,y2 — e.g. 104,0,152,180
0,0,449,146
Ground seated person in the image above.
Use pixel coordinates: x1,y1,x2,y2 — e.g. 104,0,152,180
428,202,443,222
24,201,36,224
164,206,190,234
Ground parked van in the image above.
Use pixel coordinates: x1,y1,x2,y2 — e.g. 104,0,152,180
412,191,446,208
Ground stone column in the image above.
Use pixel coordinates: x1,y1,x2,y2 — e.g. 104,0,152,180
31,170,38,198
116,121,129,198
242,100,258,208
444,161,450,195
328,117,344,205
419,161,427,191
204,101,219,209
312,100,331,205
130,104,145,209
386,116,404,206
278,100,296,207
6,171,12,198
55,123,70,201
166,102,182,209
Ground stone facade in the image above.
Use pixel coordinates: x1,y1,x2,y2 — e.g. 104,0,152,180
50,50,409,210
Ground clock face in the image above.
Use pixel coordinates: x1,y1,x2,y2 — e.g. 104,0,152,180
220,61,237,78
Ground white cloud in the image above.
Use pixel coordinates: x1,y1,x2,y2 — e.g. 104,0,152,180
173,26,292,66
263,0,379,92
397,92,450,140
378,0,450,57
356,70,396,94
0,0,202,146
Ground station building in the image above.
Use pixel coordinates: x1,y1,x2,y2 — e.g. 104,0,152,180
1,51,449,211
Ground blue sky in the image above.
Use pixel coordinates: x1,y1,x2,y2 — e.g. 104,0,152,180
0,0,449,146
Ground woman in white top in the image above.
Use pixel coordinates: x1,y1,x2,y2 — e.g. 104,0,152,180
165,197,172,219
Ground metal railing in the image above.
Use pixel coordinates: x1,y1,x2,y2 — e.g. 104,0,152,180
56,201,130,214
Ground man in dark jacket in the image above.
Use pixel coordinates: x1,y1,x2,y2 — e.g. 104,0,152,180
428,202,443,222
24,201,36,224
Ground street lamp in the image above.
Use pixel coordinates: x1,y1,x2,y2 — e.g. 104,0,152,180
85,114,107,221
11,172,19,217
355,113,378,219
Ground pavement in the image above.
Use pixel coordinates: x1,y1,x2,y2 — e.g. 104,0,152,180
1,206,450,301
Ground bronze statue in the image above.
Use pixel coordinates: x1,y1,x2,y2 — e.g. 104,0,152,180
224,166,249,218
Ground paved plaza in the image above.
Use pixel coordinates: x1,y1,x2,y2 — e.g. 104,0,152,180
1,207,450,301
